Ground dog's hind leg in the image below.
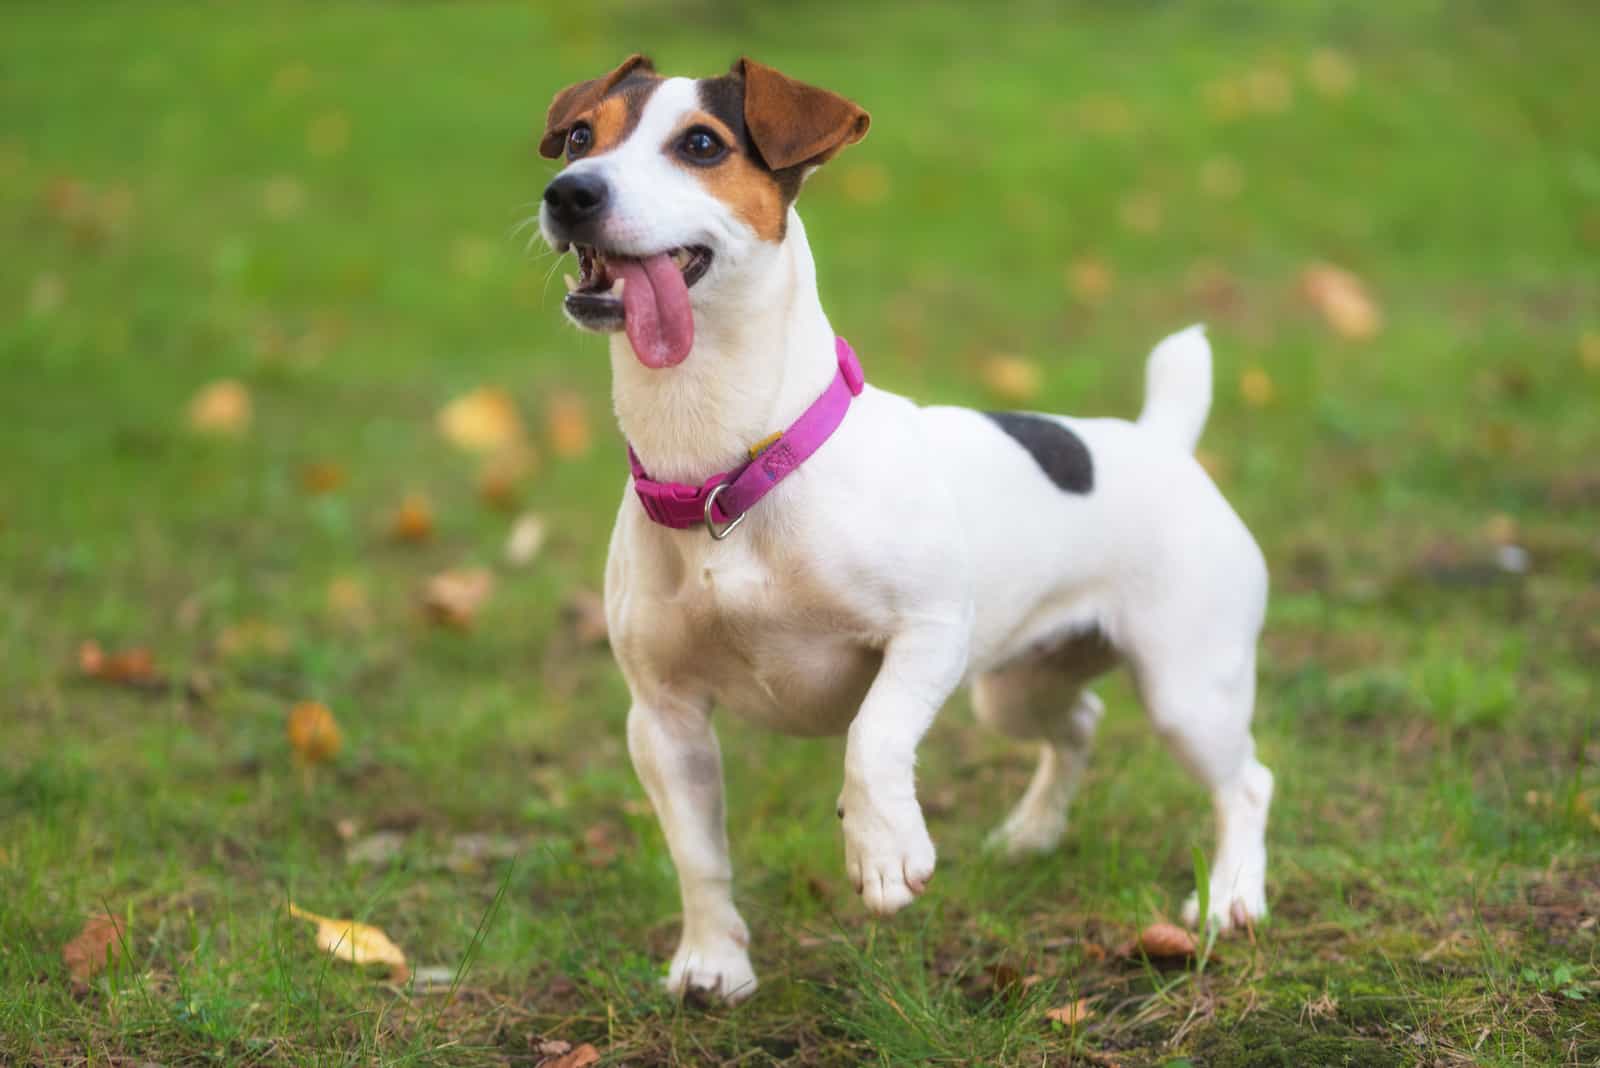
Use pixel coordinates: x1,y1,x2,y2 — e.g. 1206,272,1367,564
974,661,1105,857
627,699,758,1002
1133,645,1272,932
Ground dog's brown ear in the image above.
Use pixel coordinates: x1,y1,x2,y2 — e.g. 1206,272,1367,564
540,54,654,159
734,58,869,172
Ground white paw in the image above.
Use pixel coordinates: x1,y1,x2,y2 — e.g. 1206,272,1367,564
984,807,1066,858
1181,875,1267,932
664,936,758,1004
838,786,936,916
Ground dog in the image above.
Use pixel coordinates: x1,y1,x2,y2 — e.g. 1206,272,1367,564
537,55,1273,1003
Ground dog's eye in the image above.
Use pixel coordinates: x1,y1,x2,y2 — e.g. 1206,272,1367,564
566,123,593,160
678,127,726,164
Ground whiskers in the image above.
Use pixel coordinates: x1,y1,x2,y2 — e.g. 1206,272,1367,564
507,205,572,302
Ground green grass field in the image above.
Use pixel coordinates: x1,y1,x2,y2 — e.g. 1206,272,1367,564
3,2,1598,1064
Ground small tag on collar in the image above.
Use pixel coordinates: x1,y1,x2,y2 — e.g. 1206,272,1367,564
747,431,783,460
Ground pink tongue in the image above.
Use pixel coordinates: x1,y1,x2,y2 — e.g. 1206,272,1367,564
615,253,694,368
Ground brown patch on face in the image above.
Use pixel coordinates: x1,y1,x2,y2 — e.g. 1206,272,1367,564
539,54,660,160
668,110,786,242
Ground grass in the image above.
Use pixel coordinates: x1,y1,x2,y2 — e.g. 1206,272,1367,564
3,0,1598,1064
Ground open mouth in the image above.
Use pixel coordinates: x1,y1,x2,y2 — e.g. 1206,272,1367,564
562,244,712,368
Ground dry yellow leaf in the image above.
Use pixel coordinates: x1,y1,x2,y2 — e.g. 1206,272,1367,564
390,493,435,543
1246,67,1293,113
287,700,342,764
1044,997,1095,1027
544,1044,600,1068
187,380,252,435
1065,257,1114,303
1199,156,1244,199
979,355,1042,403
1306,48,1356,98
1300,263,1382,341
217,618,291,659
262,176,306,220
271,62,314,97
438,387,524,454
505,513,547,567
29,273,65,316
1579,331,1600,372
840,162,891,205
326,575,372,629
287,903,408,980
546,391,593,459
63,912,124,986
306,111,350,157
1239,367,1275,408
424,568,496,629
1118,191,1164,235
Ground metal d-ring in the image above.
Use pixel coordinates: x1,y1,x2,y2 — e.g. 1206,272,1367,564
703,482,747,540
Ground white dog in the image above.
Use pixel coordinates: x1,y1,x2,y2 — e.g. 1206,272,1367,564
538,55,1273,1003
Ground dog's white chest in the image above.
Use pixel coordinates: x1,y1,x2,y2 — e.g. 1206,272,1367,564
612,530,881,736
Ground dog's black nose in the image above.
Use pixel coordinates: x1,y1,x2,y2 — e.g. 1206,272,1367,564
543,172,609,228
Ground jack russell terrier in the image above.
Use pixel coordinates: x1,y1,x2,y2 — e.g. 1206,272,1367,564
537,55,1273,1003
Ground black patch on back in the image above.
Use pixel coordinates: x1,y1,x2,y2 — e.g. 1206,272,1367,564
698,72,805,207
984,412,1094,494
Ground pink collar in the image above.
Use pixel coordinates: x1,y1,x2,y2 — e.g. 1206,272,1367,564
627,337,865,538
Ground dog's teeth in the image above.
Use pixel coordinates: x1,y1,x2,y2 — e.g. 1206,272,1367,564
564,273,578,292
612,277,626,296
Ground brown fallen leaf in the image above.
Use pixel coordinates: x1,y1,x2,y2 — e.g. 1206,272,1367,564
438,387,524,454
1066,257,1114,303
287,903,409,981
542,1044,600,1068
563,589,608,645
478,444,539,509
187,379,252,435
1124,921,1197,961
424,568,495,629
545,391,593,459
62,912,125,985
1044,997,1095,1027
978,355,1042,404
390,493,435,543
287,700,342,764
299,461,346,495
579,823,620,867
1299,263,1381,340
77,640,160,687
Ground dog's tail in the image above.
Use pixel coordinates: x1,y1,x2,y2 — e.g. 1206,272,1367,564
1137,324,1212,453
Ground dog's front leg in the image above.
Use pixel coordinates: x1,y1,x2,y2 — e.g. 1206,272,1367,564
627,699,756,1002
838,623,968,915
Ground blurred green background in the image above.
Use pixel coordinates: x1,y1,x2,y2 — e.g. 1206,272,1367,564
3,2,1597,1065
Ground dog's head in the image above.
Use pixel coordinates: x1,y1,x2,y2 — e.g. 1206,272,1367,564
537,56,869,368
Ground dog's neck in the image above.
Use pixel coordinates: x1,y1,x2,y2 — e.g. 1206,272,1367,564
609,210,839,484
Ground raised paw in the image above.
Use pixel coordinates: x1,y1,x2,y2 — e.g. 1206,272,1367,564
838,786,936,916
664,936,758,1004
